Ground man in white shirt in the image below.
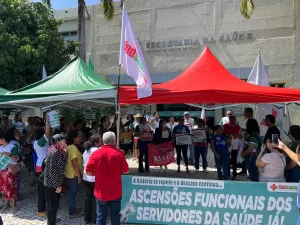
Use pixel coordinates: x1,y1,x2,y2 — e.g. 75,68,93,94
167,117,177,132
219,110,233,125
150,112,160,132
184,112,195,164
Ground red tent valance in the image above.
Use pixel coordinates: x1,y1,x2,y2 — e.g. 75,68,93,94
119,47,300,106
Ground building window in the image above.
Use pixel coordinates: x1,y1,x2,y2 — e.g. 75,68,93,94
61,31,78,41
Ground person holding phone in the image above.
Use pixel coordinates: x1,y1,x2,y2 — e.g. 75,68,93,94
274,140,300,225
256,141,286,182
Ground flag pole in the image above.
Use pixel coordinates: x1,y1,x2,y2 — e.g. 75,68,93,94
116,64,121,149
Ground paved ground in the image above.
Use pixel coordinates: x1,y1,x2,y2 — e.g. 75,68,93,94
1,150,247,225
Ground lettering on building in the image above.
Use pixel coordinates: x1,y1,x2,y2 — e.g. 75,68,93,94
145,32,253,52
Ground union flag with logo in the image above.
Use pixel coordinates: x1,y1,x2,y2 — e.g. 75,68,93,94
119,3,152,98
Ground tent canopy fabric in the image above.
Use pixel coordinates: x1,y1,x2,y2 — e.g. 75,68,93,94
8,56,114,96
119,47,300,106
0,56,116,109
0,88,8,95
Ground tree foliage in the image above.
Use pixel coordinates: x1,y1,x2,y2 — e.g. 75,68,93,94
0,0,80,90
100,0,124,21
240,0,255,19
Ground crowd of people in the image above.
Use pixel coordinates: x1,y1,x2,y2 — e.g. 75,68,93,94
0,113,129,225
0,107,299,225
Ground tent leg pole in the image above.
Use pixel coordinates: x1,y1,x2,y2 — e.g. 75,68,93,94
116,65,121,149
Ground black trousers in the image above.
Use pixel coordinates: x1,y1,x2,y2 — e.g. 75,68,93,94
84,181,96,224
138,140,149,171
230,150,238,177
176,145,188,166
45,186,60,225
36,172,46,213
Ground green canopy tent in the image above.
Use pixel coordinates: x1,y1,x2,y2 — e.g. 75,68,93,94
0,88,8,95
0,56,116,110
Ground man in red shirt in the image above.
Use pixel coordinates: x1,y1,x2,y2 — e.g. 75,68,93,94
223,116,241,180
86,131,129,225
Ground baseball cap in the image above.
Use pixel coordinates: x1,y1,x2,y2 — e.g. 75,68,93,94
184,112,189,116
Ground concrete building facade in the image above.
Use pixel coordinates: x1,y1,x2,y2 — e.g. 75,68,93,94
54,0,300,125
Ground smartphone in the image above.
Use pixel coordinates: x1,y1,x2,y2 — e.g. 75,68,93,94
272,134,279,146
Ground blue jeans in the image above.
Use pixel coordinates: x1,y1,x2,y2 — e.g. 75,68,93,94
216,150,229,180
194,146,207,170
96,197,121,225
68,177,79,215
250,154,259,182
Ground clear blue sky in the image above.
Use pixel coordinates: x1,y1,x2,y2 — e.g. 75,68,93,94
31,0,119,10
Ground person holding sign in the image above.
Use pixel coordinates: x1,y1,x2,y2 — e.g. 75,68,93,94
210,125,231,180
173,116,191,173
153,119,172,172
134,115,152,173
192,119,212,173
223,116,242,180
0,130,19,212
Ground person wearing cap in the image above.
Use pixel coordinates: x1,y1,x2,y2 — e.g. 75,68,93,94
184,112,195,165
44,133,68,225
35,115,51,217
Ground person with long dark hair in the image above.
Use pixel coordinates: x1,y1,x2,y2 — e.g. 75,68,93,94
35,115,51,217
241,119,262,182
153,119,172,172
286,125,300,182
65,131,83,218
99,116,110,137
83,135,102,225
44,134,68,225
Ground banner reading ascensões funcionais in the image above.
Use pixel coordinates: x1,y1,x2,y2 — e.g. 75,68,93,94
121,176,298,225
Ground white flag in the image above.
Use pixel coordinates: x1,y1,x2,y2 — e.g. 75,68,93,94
247,53,269,86
42,65,47,80
247,53,285,138
119,3,152,98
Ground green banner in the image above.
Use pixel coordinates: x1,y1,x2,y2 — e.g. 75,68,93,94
121,176,298,225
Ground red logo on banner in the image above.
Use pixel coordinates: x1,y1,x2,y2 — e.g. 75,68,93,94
272,108,277,118
270,184,278,191
148,141,175,166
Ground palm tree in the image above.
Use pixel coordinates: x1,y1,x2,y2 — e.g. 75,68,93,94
78,0,86,62
100,0,124,21
240,0,254,19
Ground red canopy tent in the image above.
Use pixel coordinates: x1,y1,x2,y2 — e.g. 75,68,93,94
119,47,300,106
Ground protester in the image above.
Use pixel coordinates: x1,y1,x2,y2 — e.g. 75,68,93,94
83,135,102,225
0,129,19,212
64,122,74,135
34,116,51,217
223,116,242,180
89,121,99,137
150,112,160,131
134,116,152,173
286,125,300,182
210,125,230,180
123,115,134,151
256,142,286,182
0,116,12,130
12,112,25,133
44,134,68,225
131,114,143,161
264,114,280,143
65,131,83,218
219,110,233,125
167,116,177,132
124,114,134,127
173,116,190,173
153,119,172,172
276,140,300,225
24,117,35,136
99,116,110,137
86,132,129,225
184,112,195,165
241,119,262,182
192,119,210,173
